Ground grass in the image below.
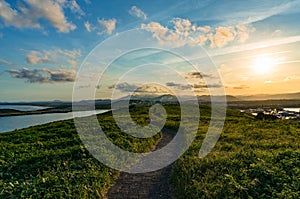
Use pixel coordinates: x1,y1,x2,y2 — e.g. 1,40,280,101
169,106,300,198
0,108,161,198
0,104,299,198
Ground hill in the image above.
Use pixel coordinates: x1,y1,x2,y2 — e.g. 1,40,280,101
0,105,299,198
238,92,300,101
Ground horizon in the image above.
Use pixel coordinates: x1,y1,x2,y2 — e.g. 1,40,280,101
1,91,300,103
0,0,300,101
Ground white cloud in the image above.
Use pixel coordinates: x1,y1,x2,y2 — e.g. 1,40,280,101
197,26,211,33
128,6,147,20
211,35,300,58
172,18,196,36
209,27,236,48
141,18,254,48
0,0,76,33
26,49,81,66
98,18,117,35
0,58,13,66
141,22,183,47
84,21,92,32
57,49,81,58
63,0,84,16
26,51,54,65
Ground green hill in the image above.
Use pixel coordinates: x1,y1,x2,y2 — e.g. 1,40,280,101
0,105,299,198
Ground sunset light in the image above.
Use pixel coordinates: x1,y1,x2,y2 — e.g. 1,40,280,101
0,1,299,198
252,55,277,75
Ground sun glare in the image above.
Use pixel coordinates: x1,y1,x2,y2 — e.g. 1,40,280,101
252,55,276,75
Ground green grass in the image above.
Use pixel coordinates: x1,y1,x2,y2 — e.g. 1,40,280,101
0,108,161,198
1,105,299,198
169,106,300,198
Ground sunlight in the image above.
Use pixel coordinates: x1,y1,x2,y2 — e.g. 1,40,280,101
251,55,277,75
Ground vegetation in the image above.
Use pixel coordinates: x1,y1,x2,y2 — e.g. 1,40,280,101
169,106,300,198
1,104,299,198
0,109,161,198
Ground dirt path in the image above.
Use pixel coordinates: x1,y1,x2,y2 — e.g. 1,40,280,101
106,128,175,199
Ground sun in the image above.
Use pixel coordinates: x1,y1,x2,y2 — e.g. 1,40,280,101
251,55,276,75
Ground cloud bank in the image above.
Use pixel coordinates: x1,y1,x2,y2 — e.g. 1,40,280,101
7,68,76,83
141,18,254,48
109,82,171,94
0,0,81,33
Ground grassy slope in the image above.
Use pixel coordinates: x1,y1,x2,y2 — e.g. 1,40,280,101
0,109,161,198
1,105,299,198
170,106,300,198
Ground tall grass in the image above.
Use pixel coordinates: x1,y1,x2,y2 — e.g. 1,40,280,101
169,106,300,198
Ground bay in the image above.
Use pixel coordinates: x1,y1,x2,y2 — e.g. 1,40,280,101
283,108,300,112
0,110,109,133
0,105,49,111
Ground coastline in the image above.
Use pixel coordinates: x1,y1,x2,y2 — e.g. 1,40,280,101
0,109,111,134
0,107,110,117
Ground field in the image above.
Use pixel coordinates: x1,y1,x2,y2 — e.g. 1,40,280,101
169,106,300,198
0,105,299,198
0,109,161,198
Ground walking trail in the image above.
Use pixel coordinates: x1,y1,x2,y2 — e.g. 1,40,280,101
106,128,175,199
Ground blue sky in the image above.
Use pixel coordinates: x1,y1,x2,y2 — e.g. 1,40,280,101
0,0,300,101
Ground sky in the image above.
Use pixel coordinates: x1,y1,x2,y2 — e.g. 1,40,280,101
0,0,300,101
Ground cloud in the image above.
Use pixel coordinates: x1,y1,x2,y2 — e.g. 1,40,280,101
0,0,76,33
167,0,300,26
141,18,254,48
98,18,116,35
272,29,282,37
0,58,13,66
62,0,84,16
185,72,214,79
283,75,300,82
68,60,78,69
166,82,191,90
211,35,300,58
108,82,138,92
7,68,76,83
209,27,236,48
26,51,54,65
109,82,171,94
43,68,76,82
192,82,222,89
172,18,196,36
141,22,182,47
85,20,115,34
232,85,250,89
84,21,92,32
230,1,299,25
57,49,81,58
262,75,300,85
197,26,211,33
264,80,273,84
135,84,171,94
128,6,147,20
25,48,81,66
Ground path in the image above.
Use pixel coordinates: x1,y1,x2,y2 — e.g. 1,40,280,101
106,128,175,199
